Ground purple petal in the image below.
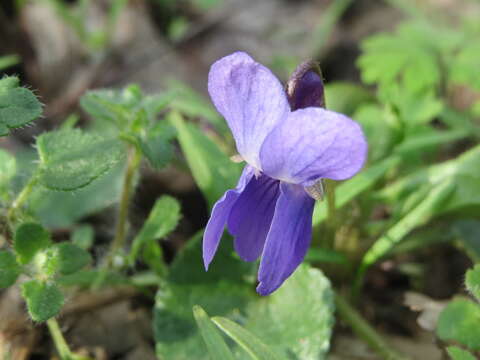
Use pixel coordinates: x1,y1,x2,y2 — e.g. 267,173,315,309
203,166,255,269
227,174,280,262
259,108,367,185
257,182,315,295
208,52,290,169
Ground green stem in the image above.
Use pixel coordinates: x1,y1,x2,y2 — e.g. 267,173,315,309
324,179,337,248
46,318,74,360
107,146,141,267
7,176,38,226
334,292,411,360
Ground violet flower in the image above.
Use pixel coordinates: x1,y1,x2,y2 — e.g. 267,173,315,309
203,52,367,295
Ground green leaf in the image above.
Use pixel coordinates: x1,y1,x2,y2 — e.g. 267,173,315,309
154,231,334,360
324,82,374,116
453,220,480,263
71,225,94,250
14,222,51,265
447,346,476,360
30,161,124,228
450,42,480,90
57,270,128,288
356,180,455,287
36,128,124,191
0,148,16,200
129,195,181,263
0,76,42,136
0,251,21,288
169,111,241,207
44,243,92,276
0,54,20,71
212,317,279,360
437,299,480,350
80,86,143,128
138,121,176,170
21,280,64,322
242,265,335,359
466,265,480,302
193,306,235,360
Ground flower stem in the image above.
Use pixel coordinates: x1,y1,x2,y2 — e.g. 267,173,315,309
46,318,77,360
334,292,411,360
323,179,337,248
107,146,141,267
7,175,38,226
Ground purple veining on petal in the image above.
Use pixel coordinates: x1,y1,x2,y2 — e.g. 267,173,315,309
202,166,255,269
208,51,290,170
257,182,315,295
227,174,280,262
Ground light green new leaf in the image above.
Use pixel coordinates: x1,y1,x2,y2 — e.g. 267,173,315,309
43,243,92,276
36,128,124,191
129,195,181,263
0,76,42,136
14,222,51,265
466,265,480,302
21,280,64,322
169,111,241,207
71,225,95,250
193,306,235,360
212,317,280,360
447,346,476,360
437,299,480,350
0,251,21,288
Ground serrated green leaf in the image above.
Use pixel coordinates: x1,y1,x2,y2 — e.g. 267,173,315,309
138,121,175,170
14,222,51,264
44,243,91,276
36,128,124,191
0,251,21,288
0,76,42,136
21,280,64,322
129,195,181,263
437,299,480,350
169,111,241,207
447,346,476,360
212,317,279,360
466,265,480,302
71,225,95,250
193,306,235,360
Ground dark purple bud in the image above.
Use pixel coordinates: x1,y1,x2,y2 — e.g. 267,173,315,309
286,61,325,111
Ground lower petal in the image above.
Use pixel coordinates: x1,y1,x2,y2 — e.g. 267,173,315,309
227,174,280,262
256,182,315,295
203,166,255,269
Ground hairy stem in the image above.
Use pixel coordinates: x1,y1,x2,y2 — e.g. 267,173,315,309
7,176,38,226
46,319,76,360
107,146,141,267
334,292,411,360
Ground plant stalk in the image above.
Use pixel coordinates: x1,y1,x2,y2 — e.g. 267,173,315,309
334,292,411,360
107,146,141,267
46,318,75,360
324,179,337,248
7,176,38,226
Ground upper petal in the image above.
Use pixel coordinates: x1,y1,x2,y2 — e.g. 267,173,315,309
227,173,280,262
203,165,255,269
259,108,367,185
256,182,315,295
208,52,290,169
